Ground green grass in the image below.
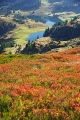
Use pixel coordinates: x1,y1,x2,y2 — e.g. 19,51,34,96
0,54,32,64
41,0,48,4
57,12,78,22
0,54,42,64
13,25,47,45
0,14,47,46
0,54,23,64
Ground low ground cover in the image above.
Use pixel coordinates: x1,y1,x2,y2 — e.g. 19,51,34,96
0,47,80,120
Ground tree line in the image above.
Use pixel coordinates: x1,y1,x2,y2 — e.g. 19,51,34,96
0,19,16,36
0,19,16,53
0,0,41,13
0,41,15,53
43,17,80,41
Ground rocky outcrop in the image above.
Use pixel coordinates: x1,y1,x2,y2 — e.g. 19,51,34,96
21,37,80,54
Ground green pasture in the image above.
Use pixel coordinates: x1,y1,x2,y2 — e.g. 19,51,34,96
13,25,47,45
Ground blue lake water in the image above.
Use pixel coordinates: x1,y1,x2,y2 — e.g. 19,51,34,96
27,20,55,42
27,31,44,42
45,20,55,26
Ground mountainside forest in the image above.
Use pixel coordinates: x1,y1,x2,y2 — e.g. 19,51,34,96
49,0,80,13
0,18,16,53
0,0,41,12
43,18,80,41
0,18,16,36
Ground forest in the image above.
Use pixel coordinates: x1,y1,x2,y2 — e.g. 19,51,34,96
48,0,80,3
0,41,15,53
0,19,16,36
0,19,16,53
48,0,80,13
43,18,80,41
0,0,41,11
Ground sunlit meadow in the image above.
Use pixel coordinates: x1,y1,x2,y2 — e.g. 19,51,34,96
0,47,80,120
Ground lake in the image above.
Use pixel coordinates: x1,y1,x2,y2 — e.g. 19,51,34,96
27,20,55,42
45,20,55,26
27,31,44,42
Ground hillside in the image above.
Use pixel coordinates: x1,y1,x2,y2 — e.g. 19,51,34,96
0,0,80,54
0,47,80,120
0,18,16,37
0,0,41,12
43,18,80,41
21,18,80,54
48,0,80,13
0,1,80,120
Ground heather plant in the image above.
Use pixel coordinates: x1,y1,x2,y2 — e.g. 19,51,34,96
0,47,80,120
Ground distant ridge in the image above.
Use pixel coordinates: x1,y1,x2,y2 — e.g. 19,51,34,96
0,0,41,11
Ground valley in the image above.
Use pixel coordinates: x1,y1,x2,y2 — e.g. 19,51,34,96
0,1,80,120
0,0,80,54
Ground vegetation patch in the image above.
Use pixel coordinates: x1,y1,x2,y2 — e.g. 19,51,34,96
13,20,47,45
0,47,80,120
43,17,80,41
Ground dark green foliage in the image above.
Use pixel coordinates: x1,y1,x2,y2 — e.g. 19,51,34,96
13,13,27,24
22,41,38,54
43,18,80,41
43,28,50,37
0,20,16,36
0,41,15,53
0,0,41,13
0,19,16,53
26,41,38,54
0,96,11,113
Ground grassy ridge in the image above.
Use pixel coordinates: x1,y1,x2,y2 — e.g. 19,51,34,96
0,47,80,120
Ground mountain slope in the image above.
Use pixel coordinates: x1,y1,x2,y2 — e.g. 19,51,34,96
0,47,80,120
48,0,80,13
0,0,41,11
43,19,80,41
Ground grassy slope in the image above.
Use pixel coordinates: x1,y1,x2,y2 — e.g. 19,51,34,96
4,0,49,45
0,47,80,120
0,8,48,46
13,24,47,45
41,0,48,4
0,14,48,53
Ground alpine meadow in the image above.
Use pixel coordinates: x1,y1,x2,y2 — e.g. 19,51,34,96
0,0,80,120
